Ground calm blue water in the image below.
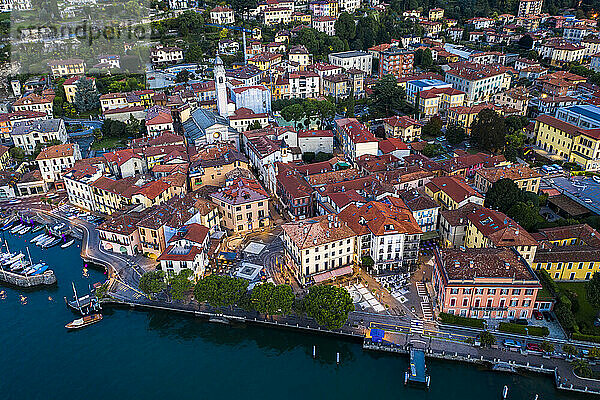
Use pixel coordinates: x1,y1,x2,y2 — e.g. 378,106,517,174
0,230,589,400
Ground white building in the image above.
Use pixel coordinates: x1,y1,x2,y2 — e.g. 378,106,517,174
63,159,105,211
230,85,272,114
11,119,67,155
35,143,81,183
312,16,336,36
298,129,334,154
210,5,235,24
158,223,210,279
444,63,512,103
334,117,379,160
517,0,542,17
282,214,356,285
150,45,184,65
289,71,320,99
328,51,373,75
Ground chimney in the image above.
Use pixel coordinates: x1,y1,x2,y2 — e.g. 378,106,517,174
469,260,474,268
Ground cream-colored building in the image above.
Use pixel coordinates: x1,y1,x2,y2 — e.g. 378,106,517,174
282,214,356,286
36,143,82,183
209,177,271,233
47,59,85,77
474,164,541,194
383,115,422,142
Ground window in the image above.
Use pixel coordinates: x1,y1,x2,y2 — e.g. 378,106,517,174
462,298,468,307
525,289,534,295
512,289,521,295
450,288,459,294
450,298,456,306
488,288,496,295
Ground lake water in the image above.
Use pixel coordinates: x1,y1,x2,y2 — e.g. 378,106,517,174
0,229,589,400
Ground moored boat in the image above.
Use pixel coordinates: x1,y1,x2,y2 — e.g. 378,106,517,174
19,226,31,235
61,239,74,248
31,224,45,233
65,314,103,330
43,238,61,249
31,234,45,244
31,264,49,275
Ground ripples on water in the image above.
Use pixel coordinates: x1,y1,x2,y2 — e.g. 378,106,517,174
0,231,588,400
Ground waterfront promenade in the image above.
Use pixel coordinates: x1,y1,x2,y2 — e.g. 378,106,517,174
14,206,600,396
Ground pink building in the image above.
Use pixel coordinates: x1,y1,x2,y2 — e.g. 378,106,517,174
432,247,541,320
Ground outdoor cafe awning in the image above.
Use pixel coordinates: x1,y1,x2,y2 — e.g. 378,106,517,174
312,265,353,284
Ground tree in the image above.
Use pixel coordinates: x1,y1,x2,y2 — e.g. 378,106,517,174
302,152,316,163
422,116,443,137
470,108,507,153
169,269,194,300
518,34,534,50
250,282,294,315
479,331,496,348
563,344,578,357
361,255,374,269
572,359,593,378
485,178,522,213
248,120,262,131
9,147,25,162
281,103,305,128
446,124,466,145
422,143,444,158
507,201,543,231
555,301,576,331
73,78,100,113
315,152,333,162
540,341,555,353
303,284,354,330
193,275,248,308
370,74,406,117
139,271,166,298
334,12,356,43
586,272,600,309
175,70,191,83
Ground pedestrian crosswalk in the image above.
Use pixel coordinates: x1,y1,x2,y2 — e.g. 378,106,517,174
421,302,433,320
410,319,424,334
415,282,427,298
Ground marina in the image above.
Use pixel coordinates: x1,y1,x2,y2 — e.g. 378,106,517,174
0,215,593,400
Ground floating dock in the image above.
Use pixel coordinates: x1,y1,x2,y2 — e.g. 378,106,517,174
405,348,430,388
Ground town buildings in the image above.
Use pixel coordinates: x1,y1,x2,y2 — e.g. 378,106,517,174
210,177,271,233
282,214,356,285
433,247,542,319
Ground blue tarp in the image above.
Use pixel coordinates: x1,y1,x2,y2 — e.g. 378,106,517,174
371,328,385,343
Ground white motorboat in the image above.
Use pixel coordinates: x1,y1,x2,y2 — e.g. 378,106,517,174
19,226,31,234
31,234,46,244
61,239,74,249
3,252,24,266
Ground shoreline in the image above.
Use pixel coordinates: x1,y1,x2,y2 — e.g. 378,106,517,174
19,208,600,396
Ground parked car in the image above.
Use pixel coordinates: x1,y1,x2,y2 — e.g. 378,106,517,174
503,339,523,349
533,310,543,320
542,311,554,322
526,343,543,353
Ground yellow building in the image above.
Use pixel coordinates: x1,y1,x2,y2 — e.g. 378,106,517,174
382,115,422,142
429,7,444,21
248,52,283,71
189,145,249,190
446,103,501,135
417,87,465,118
424,176,484,210
464,206,538,265
534,114,577,161
534,224,600,280
209,177,271,233
63,76,96,103
0,145,10,170
47,59,85,78
474,164,541,194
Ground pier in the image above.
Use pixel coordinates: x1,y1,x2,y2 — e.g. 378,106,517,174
0,268,56,287
406,348,430,387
